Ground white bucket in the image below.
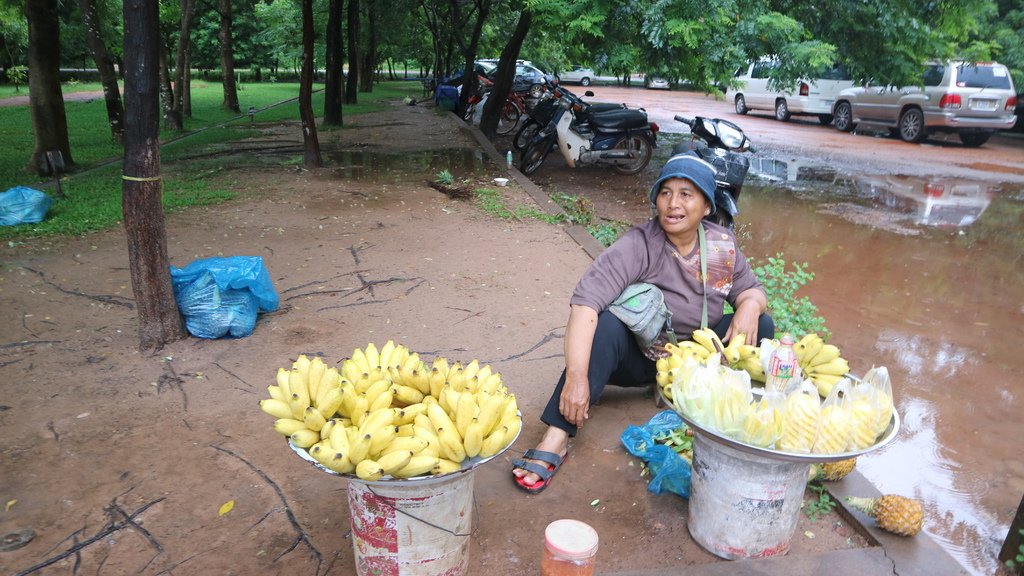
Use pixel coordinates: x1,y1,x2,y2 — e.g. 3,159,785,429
687,432,810,559
348,469,474,575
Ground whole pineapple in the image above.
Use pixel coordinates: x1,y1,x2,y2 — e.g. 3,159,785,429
845,494,924,536
810,458,857,482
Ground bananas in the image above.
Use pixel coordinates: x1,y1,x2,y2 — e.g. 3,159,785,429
794,334,852,397
259,344,521,481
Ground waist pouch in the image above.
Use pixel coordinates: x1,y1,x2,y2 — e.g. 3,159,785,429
608,283,677,349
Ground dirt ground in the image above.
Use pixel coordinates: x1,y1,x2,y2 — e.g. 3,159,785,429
4,96,974,575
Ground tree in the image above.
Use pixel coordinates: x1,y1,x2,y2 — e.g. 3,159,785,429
449,0,490,117
359,1,376,92
1,3,29,89
345,0,359,104
25,0,74,176
298,0,322,168
122,0,186,349
78,0,125,141
323,0,343,125
172,0,196,122
218,0,239,112
480,8,530,139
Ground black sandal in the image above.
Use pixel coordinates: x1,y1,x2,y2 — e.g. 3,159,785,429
511,449,565,494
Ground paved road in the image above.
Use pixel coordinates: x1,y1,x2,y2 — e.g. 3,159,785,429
577,85,1024,184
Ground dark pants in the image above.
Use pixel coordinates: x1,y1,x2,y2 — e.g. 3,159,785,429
540,310,775,435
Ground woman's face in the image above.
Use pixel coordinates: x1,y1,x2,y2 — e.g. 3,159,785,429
655,177,709,240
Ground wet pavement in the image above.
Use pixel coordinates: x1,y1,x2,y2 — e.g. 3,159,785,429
486,90,1024,575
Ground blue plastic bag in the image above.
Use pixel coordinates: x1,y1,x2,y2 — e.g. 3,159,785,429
170,256,279,339
620,410,692,498
0,186,52,226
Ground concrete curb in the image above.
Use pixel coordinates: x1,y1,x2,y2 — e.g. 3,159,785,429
445,109,968,576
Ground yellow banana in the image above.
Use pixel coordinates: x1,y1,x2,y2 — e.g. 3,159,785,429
307,357,326,404
808,357,850,377
499,394,519,426
502,414,522,445
455,393,479,438
260,398,294,420
318,366,341,397
349,433,373,463
736,356,767,382
303,406,327,432
479,426,509,458
431,357,450,380
692,328,723,355
363,343,380,370
476,393,505,436
320,418,336,441
446,364,467,392
396,423,415,437
392,455,440,479
675,340,710,359
356,459,384,481
347,395,369,426
290,428,320,449
358,407,396,436
462,359,481,382
368,425,398,457
392,385,425,406
378,340,396,370
395,402,428,426
267,385,285,402
363,378,391,408
292,354,311,379
316,386,345,419
462,418,484,458
428,368,448,400
368,387,394,413
274,418,307,437
377,450,414,476
288,392,310,420
812,373,845,397
409,367,431,396
324,451,355,474
808,344,841,368
381,436,429,456
432,458,462,476
276,367,292,398
737,344,759,360
288,371,310,414
389,344,410,371
329,422,351,455
341,358,363,386
437,426,467,462
723,332,745,365
350,347,371,376
309,442,331,466
478,373,502,395
796,333,824,365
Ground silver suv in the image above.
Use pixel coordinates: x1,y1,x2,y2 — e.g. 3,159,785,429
832,61,1018,147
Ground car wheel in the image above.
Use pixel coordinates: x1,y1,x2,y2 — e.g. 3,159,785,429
513,119,539,152
520,135,554,175
774,99,791,121
833,101,855,132
580,77,591,87
528,83,544,99
817,114,833,125
611,135,653,175
958,132,991,147
898,108,925,143
734,94,748,115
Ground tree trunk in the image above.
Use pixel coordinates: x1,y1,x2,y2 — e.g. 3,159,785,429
481,10,531,139
322,0,343,126
299,0,322,168
159,46,181,130
450,0,489,118
173,0,195,124
344,0,359,104
358,1,375,93
25,0,74,175
78,0,124,142
122,0,186,350
218,0,239,112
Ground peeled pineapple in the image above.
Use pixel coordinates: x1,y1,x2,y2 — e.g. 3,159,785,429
846,494,924,536
777,385,821,453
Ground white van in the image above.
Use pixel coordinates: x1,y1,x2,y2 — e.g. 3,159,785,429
726,59,855,124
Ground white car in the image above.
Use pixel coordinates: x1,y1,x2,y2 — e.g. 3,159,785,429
727,58,854,124
557,66,617,86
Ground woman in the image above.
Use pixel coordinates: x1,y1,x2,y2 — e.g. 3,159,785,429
511,152,774,493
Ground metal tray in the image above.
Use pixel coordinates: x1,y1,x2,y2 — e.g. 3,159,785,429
288,414,522,483
660,388,900,463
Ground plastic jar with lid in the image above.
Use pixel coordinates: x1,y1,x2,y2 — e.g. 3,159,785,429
540,519,599,576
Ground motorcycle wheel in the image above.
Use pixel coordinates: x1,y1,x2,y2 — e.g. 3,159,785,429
461,102,475,122
610,135,653,175
520,136,554,176
513,119,540,152
496,101,522,135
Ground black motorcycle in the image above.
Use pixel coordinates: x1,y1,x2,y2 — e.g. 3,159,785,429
512,81,625,151
671,115,755,230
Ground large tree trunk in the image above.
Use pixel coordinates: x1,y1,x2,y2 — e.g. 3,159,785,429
358,1,375,93
78,0,124,142
122,0,186,350
344,0,359,104
299,0,322,168
322,0,343,126
450,0,489,118
218,0,239,112
481,10,531,139
172,0,195,124
25,0,74,175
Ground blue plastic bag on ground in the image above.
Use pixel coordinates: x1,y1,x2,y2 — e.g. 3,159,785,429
0,186,52,226
620,410,692,498
170,256,279,339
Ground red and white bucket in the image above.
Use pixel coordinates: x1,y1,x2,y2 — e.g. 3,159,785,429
347,469,474,576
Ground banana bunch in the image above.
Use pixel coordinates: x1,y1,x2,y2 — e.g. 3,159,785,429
656,329,762,401
793,333,851,397
259,343,521,481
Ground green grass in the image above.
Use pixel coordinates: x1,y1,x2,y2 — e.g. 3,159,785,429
0,80,421,240
475,187,561,222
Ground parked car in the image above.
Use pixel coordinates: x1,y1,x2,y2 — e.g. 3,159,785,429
557,66,618,86
726,58,854,124
832,60,1018,146
644,76,670,90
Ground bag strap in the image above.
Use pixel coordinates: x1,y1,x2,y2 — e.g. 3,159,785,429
698,223,708,330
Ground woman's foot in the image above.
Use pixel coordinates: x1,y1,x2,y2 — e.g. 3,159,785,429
512,426,569,491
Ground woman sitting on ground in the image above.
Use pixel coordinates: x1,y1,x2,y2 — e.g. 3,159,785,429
511,152,774,493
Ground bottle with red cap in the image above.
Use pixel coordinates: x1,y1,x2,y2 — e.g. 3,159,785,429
541,519,599,576
765,333,801,393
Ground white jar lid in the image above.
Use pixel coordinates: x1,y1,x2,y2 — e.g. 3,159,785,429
545,519,599,560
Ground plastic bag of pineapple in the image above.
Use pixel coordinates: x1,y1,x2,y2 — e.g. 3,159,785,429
706,365,753,438
669,352,726,429
776,380,822,453
812,379,856,454
859,366,895,438
737,389,785,448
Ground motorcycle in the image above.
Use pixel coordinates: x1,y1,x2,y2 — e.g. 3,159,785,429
671,114,755,230
520,83,658,176
512,83,626,151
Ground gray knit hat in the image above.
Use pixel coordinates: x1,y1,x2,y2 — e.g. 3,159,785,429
649,152,718,214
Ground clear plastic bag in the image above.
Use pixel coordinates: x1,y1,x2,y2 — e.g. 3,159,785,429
170,256,279,339
812,380,854,454
739,389,785,448
777,380,821,453
620,410,691,498
670,353,723,428
861,366,895,437
707,366,752,439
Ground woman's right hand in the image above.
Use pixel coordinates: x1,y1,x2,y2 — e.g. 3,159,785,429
559,373,591,427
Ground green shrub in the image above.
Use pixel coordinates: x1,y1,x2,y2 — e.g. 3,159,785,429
752,253,829,338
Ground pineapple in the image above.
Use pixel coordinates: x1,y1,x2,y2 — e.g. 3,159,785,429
809,458,857,482
845,494,924,536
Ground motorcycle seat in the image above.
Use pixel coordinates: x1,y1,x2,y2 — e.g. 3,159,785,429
588,108,649,131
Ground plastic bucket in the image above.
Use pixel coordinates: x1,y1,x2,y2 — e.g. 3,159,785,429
687,432,810,559
348,469,474,575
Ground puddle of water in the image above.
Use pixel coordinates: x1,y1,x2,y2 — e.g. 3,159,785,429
736,177,1024,576
325,149,489,182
